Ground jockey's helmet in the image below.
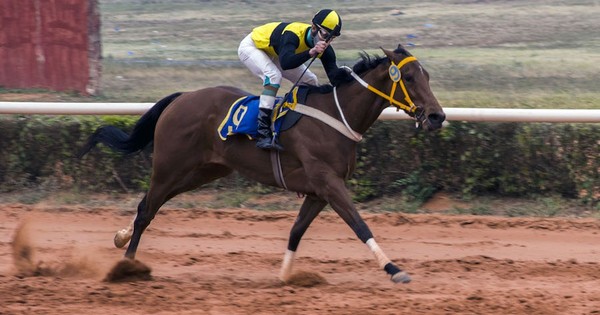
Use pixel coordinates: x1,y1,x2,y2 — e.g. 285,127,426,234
312,9,342,37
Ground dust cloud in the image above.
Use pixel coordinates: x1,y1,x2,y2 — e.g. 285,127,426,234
11,219,101,278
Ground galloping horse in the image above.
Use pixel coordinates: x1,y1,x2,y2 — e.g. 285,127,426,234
79,44,445,283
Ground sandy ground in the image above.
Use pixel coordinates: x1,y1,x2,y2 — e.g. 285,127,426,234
1,200,600,315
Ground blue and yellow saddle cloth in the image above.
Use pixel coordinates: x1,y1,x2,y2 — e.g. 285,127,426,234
217,87,304,140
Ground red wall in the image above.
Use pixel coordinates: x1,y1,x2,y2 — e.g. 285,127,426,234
0,0,101,95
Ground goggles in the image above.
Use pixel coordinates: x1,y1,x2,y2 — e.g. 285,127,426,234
318,27,337,40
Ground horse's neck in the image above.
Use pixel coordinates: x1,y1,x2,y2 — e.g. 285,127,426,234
335,71,390,134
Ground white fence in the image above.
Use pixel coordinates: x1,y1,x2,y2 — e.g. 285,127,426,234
1,102,600,122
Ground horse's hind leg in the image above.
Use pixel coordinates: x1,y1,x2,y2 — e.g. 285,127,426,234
114,217,135,248
122,164,232,258
280,195,327,282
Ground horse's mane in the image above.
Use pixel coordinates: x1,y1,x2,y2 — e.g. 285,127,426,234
305,45,412,94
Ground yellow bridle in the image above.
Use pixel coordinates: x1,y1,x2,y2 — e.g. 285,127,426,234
277,55,425,142
344,56,419,114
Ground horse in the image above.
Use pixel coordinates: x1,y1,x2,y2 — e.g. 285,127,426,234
79,44,445,284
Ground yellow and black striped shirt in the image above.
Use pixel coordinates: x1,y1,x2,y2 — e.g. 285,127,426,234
251,22,339,83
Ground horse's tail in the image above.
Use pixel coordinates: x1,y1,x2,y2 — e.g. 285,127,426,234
78,92,183,158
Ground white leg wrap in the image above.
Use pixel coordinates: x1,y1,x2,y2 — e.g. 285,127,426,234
279,249,295,282
366,238,391,269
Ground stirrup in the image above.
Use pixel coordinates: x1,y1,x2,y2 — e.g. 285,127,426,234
256,137,284,151
269,138,284,151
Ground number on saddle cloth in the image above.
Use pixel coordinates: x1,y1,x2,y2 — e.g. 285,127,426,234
217,87,309,141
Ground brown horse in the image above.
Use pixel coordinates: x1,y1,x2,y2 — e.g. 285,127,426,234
79,44,445,284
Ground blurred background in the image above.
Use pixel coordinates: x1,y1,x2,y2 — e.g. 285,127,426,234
0,0,598,214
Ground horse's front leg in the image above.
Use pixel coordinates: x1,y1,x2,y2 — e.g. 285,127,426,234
319,177,411,284
280,195,328,282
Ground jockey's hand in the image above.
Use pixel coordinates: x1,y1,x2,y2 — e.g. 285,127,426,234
309,41,329,57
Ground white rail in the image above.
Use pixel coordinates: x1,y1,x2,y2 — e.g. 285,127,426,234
0,102,599,122
381,107,600,123
0,102,152,115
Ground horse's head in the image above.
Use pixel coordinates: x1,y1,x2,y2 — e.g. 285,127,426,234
381,45,446,131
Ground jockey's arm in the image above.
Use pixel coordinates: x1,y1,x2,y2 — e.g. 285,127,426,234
320,47,339,84
278,32,312,70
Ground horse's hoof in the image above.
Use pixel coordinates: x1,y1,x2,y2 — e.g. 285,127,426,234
391,271,412,284
114,229,131,248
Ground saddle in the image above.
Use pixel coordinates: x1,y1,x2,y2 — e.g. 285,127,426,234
217,87,308,141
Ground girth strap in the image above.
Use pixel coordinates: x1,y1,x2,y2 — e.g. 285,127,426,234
270,150,288,190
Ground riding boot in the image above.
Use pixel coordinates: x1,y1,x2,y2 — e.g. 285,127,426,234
256,108,284,151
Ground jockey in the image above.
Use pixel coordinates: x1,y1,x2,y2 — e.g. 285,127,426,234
238,9,342,151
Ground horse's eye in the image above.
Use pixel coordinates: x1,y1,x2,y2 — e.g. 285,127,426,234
404,74,413,82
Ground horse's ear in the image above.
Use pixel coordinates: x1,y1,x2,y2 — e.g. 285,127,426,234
380,46,395,59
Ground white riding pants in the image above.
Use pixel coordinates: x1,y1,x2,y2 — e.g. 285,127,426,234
238,34,319,89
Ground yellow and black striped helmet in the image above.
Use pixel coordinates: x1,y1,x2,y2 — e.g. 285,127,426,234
312,9,342,36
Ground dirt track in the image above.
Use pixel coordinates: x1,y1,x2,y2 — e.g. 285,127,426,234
1,201,600,315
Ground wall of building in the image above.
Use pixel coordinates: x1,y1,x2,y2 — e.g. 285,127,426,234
0,0,101,95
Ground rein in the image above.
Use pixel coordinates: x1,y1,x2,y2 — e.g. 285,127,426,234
287,56,423,143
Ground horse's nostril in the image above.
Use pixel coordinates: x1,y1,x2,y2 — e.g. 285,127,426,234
428,113,446,125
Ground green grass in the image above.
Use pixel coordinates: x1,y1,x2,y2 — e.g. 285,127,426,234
446,195,591,218
3,0,599,108
97,0,600,108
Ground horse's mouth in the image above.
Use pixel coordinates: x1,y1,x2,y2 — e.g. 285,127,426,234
420,112,446,131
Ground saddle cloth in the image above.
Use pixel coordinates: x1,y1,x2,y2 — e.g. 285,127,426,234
217,86,308,140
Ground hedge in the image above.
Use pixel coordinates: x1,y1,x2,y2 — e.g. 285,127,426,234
353,121,598,206
0,115,597,206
